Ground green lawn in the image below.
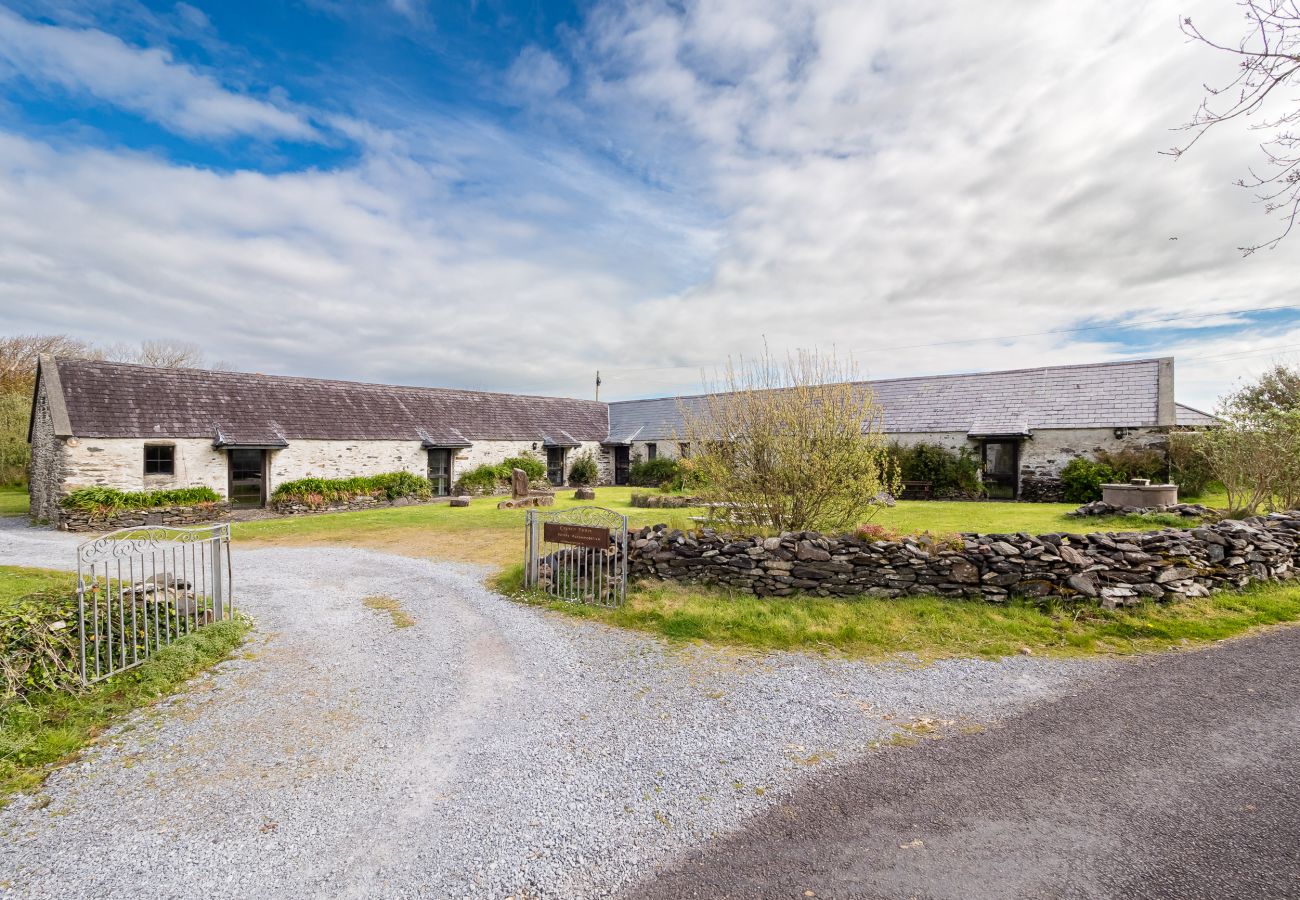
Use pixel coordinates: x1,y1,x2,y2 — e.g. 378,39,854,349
0,485,28,517
496,568,1300,661
233,485,1211,567
0,565,249,805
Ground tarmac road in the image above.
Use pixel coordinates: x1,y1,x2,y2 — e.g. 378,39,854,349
634,626,1300,900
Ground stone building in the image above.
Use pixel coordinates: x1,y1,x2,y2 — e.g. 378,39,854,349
28,354,1212,521
27,356,609,522
605,357,1205,501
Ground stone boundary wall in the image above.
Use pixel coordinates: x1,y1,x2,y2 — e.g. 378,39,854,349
60,503,233,533
630,493,700,509
270,494,446,515
628,513,1300,607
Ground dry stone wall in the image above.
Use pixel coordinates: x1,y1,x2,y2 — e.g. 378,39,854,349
628,513,1300,607
60,503,233,533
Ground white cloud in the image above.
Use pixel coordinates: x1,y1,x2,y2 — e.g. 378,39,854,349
0,7,316,140
0,0,1296,412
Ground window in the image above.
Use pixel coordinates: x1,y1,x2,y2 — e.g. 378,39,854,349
144,444,175,476
646,443,658,461
678,442,691,458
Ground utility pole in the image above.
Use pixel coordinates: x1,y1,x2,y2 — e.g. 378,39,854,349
595,370,601,402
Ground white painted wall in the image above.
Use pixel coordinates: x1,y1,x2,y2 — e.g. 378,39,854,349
62,438,228,495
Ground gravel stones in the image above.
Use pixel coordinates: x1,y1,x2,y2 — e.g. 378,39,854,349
0,524,1098,899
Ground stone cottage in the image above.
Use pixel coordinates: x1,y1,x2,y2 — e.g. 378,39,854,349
28,354,1211,521
605,357,1204,501
27,356,610,522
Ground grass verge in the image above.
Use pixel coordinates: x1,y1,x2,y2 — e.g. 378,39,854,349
495,564,1300,661
0,566,250,806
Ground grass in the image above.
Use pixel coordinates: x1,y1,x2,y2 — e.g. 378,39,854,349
362,595,415,629
0,485,28,518
0,565,73,614
232,486,1213,568
0,566,250,805
496,567,1300,661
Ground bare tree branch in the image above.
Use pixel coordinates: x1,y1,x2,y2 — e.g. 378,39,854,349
1167,1,1300,254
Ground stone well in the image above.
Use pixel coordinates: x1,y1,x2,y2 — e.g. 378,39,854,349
1100,478,1178,510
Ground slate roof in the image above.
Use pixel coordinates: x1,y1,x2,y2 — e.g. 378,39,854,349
608,358,1174,439
47,358,609,443
1175,403,1220,427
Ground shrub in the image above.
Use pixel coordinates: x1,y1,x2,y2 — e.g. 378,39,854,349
61,486,221,514
455,464,507,495
887,442,984,497
663,456,708,493
0,588,81,701
271,472,431,506
568,451,599,486
1167,432,1215,498
1059,458,1118,503
629,456,680,487
501,456,546,482
1096,447,1167,483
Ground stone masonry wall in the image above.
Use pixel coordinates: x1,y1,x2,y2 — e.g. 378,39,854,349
27,381,64,523
60,502,233,533
628,513,1300,606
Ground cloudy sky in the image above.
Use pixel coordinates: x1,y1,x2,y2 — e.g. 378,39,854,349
0,0,1296,408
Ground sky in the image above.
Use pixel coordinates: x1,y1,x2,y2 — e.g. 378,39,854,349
0,0,1297,409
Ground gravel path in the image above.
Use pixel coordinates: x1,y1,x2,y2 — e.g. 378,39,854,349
0,520,1104,899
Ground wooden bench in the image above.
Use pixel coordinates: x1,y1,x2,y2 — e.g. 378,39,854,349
899,480,934,500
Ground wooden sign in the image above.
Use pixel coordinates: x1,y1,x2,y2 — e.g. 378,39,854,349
543,522,610,549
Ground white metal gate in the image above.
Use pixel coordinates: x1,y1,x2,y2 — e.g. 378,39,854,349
75,523,234,684
524,506,628,607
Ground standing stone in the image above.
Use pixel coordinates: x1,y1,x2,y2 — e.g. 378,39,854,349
511,467,529,500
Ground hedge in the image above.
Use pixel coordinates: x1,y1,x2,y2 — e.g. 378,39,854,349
629,457,680,487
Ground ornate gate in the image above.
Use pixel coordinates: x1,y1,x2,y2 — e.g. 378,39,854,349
75,523,234,684
524,506,628,607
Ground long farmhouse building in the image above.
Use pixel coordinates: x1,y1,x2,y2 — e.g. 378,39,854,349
28,355,1215,522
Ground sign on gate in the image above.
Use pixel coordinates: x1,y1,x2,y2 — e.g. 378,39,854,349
543,522,610,549
525,506,628,607
75,523,234,685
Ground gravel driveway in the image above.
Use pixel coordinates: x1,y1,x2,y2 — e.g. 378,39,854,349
0,520,1103,898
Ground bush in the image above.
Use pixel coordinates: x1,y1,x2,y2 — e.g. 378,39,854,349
455,464,507,495
501,456,546,482
1096,447,1167,482
568,451,598,486
61,485,221,513
886,442,984,497
0,588,81,701
629,456,680,487
1167,432,1215,498
1059,458,1118,503
271,472,431,506
663,456,708,493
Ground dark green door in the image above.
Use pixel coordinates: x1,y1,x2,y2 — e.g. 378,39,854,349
547,447,565,486
228,449,266,508
428,449,452,496
981,441,1019,500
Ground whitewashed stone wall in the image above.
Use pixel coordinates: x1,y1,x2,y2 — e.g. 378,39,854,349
60,438,228,496
267,440,427,486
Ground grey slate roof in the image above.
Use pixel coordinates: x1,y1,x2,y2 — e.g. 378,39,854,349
1175,403,1220,427
48,358,609,443
608,358,1173,439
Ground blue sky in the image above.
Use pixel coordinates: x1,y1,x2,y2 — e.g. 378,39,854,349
1,0,1297,408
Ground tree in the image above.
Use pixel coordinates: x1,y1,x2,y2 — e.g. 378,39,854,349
1226,361,1300,413
0,334,94,393
677,349,897,533
1167,2,1300,254
101,339,212,369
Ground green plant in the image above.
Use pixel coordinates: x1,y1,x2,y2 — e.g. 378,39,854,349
887,442,985,497
501,456,546,482
271,472,431,506
1059,458,1118,503
61,485,221,514
1167,431,1215,497
1096,447,1167,483
629,456,680,487
455,464,507,495
568,451,599,486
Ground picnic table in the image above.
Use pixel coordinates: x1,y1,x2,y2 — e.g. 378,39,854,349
899,480,934,500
